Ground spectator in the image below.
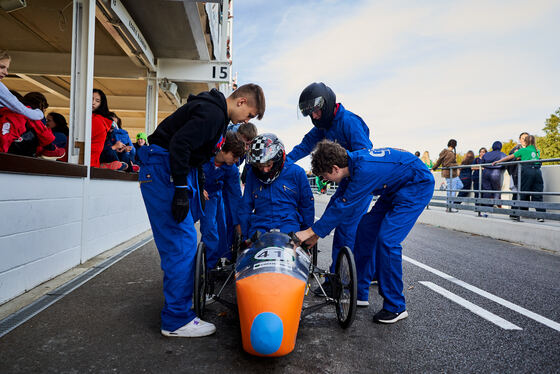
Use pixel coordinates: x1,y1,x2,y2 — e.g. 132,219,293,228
0,50,44,121
493,134,545,222
472,147,487,201
45,112,69,162
420,151,433,169
506,132,529,218
414,151,420,157
3,92,64,159
91,88,119,168
480,141,506,207
45,112,69,148
133,132,147,163
457,150,475,203
107,112,137,171
432,139,463,211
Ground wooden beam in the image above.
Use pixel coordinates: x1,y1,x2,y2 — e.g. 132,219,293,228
17,75,71,100
8,51,147,79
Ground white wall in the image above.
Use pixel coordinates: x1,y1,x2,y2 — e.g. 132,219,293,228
0,173,150,304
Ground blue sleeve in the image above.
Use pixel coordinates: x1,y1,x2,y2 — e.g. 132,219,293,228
286,127,324,164
223,165,242,226
296,167,315,229
238,170,255,237
345,117,372,150
312,166,378,237
124,131,133,146
0,82,44,120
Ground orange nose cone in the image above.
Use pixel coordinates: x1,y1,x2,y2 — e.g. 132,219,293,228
236,272,306,356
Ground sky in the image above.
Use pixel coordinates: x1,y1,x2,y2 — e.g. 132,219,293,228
231,0,560,170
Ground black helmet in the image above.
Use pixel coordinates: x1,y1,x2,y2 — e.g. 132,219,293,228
247,133,285,184
298,82,336,129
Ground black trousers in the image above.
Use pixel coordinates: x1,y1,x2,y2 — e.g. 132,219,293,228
520,166,545,212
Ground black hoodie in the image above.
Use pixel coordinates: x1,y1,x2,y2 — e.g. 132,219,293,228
148,89,229,186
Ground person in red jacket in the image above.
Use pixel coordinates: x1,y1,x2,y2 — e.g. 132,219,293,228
91,88,115,168
0,106,27,152
1,92,64,159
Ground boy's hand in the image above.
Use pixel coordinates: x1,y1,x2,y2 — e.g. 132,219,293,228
295,227,318,247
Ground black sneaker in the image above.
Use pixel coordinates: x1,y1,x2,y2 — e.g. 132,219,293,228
373,309,408,324
509,215,520,222
313,281,333,298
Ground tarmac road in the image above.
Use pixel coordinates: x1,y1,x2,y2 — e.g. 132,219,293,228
1,198,559,373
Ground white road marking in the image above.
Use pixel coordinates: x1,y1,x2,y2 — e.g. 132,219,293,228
404,255,560,332
419,281,522,330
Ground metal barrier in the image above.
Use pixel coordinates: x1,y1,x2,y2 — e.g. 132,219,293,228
433,158,560,221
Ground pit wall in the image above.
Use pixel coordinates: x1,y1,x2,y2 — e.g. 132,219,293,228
0,172,150,304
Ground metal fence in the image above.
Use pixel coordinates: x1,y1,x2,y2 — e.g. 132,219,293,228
307,158,560,222
432,158,560,221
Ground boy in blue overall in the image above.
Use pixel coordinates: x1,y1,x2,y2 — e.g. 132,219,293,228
221,122,258,250
296,140,434,324
138,84,265,337
288,82,374,293
200,131,245,270
238,133,314,240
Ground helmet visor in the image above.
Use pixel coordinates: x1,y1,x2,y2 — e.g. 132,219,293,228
298,96,325,117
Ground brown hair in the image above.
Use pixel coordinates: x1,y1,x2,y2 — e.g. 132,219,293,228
462,150,475,165
0,50,10,61
221,131,246,158
107,111,122,128
237,122,257,140
311,140,348,175
22,92,49,112
526,134,538,153
230,83,265,120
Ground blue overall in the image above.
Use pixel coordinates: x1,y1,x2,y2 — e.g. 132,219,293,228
287,103,374,271
238,163,314,238
137,144,203,331
111,127,136,164
313,148,434,313
199,158,242,269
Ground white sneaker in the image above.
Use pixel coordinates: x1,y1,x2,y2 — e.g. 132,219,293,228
357,300,369,307
161,317,216,337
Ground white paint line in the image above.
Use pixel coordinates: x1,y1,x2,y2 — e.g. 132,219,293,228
404,255,560,332
419,281,522,330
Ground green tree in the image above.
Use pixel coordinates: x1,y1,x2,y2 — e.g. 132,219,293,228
537,107,560,162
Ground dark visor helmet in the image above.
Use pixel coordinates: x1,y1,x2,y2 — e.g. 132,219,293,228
247,133,285,184
298,82,336,129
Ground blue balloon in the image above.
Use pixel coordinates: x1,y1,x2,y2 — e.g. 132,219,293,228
250,312,284,355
